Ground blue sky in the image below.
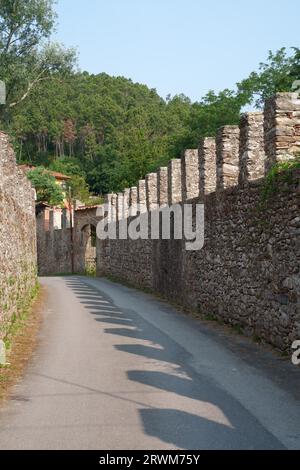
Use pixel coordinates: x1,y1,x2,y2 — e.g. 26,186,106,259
55,0,300,102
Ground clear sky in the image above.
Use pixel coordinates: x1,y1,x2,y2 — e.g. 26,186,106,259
55,0,300,102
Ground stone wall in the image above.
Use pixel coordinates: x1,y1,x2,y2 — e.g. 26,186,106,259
36,208,73,276
179,174,300,350
36,205,101,275
97,93,300,351
0,133,37,339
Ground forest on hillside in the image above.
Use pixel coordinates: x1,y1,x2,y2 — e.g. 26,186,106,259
0,1,299,201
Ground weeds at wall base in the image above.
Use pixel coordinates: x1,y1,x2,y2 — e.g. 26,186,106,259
2,281,40,353
0,281,42,403
85,264,97,277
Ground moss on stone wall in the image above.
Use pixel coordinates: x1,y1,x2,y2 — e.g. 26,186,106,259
261,155,300,204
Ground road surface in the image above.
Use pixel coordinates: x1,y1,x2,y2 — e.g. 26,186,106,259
0,276,299,450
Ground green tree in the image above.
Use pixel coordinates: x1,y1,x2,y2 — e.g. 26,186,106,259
49,158,97,204
27,166,64,205
4,47,299,196
49,157,84,178
187,89,244,146
68,174,92,205
290,47,300,84
0,0,76,119
237,48,300,108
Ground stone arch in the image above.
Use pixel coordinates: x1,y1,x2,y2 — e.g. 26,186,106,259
80,223,97,274
73,206,103,274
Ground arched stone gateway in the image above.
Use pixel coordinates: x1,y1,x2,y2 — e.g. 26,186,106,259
79,223,97,274
74,205,102,274
36,204,104,276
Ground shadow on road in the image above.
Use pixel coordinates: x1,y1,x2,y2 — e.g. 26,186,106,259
64,277,284,450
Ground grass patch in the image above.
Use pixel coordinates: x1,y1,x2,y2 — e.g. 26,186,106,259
2,283,40,352
85,264,97,277
202,313,217,322
0,282,42,404
261,155,300,205
253,334,262,344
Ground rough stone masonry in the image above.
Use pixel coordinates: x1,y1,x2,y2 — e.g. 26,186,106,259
31,93,300,352
0,132,37,339
97,93,300,352
2,90,299,355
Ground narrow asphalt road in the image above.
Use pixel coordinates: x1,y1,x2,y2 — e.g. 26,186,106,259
0,276,299,450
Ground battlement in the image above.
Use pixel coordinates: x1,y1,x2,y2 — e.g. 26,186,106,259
105,93,300,221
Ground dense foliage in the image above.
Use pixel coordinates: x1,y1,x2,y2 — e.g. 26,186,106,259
0,2,299,196
0,0,76,115
27,166,64,206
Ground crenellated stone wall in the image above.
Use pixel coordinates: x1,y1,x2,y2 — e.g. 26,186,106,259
31,93,300,351
0,132,37,339
97,93,300,351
